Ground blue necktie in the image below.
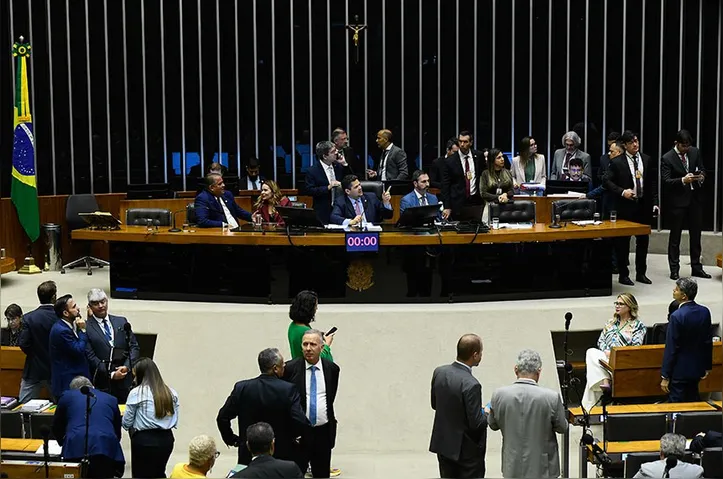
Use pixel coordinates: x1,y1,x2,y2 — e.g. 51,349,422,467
309,365,317,425
102,319,112,343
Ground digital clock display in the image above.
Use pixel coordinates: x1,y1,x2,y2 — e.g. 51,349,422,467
345,232,380,252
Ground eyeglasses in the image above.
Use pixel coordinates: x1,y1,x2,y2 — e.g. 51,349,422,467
214,451,221,458
613,302,625,307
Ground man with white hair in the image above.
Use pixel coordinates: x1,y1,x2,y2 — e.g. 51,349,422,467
633,433,703,477
170,434,219,478
84,288,139,403
487,349,567,478
550,131,592,180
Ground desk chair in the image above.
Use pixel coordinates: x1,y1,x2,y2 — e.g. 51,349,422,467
28,413,55,439
0,410,24,438
360,181,383,201
674,412,723,438
623,452,659,478
60,194,110,275
702,448,722,477
551,198,596,222
489,201,536,223
606,413,668,442
125,208,172,226
186,203,197,225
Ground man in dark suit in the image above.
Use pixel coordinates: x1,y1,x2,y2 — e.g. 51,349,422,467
367,129,409,180
604,130,659,286
233,422,303,478
329,174,394,226
49,294,90,399
240,157,266,191
195,173,252,228
661,277,713,403
52,376,125,478
283,329,341,478
660,129,711,280
83,288,140,404
441,131,485,220
217,348,309,466
331,128,360,175
305,141,354,224
429,138,459,190
18,280,57,403
429,334,487,478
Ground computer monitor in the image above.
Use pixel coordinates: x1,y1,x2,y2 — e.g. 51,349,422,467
455,204,485,223
545,180,590,195
396,204,440,228
382,179,414,196
126,183,175,200
276,206,325,229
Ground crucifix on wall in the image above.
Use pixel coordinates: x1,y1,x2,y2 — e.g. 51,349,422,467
345,15,367,64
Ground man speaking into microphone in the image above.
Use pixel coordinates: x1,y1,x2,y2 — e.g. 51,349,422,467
84,288,140,404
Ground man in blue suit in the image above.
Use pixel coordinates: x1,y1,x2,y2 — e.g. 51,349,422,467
330,174,394,226
399,170,440,216
305,140,354,224
52,376,125,478
661,277,713,402
49,294,90,399
18,280,57,403
195,173,252,228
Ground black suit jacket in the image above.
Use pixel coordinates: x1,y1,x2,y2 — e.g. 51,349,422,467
338,146,360,176
18,304,57,381
329,193,394,225
376,144,409,180
604,152,658,224
441,150,486,216
283,358,340,448
660,147,705,209
84,314,140,402
232,454,303,478
661,301,713,381
429,156,447,190
304,161,353,224
217,374,309,465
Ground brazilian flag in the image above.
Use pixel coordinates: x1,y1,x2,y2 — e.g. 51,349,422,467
10,40,40,242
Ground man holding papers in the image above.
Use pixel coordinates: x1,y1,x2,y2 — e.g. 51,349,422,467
329,175,393,226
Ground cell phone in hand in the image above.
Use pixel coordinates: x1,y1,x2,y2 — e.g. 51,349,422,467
326,327,338,336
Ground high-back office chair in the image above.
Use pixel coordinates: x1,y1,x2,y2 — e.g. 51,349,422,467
702,448,723,478
360,181,383,201
28,413,55,439
606,413,668,442
489,201,536,223
125,208,173,226
0,411,24,438
60,194,110,275
186,203,198,225
674,412,723,437
551,198,596,222
623,452,659,478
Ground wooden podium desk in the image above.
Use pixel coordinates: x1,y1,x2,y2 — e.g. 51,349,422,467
0,460,81,478
73,221,649,304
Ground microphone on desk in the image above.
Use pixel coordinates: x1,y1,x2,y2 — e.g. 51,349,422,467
39,424,51,479
168,208,188,232
80,385,96,398
565,312,573,331
663,456,677,478
581,432,612,465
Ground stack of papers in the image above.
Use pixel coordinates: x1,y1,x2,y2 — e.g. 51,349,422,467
498,223,534,229
35,440,62,455
20,399,52,413
1,396,18,409
324,224,382,232
572,220,603,226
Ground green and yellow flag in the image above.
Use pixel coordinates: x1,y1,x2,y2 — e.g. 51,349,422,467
10,39,40,242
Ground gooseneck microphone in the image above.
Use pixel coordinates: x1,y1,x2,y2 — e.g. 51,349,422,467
565,312,573,330
39,424,51,478
80,385,95,398
581,433,612,465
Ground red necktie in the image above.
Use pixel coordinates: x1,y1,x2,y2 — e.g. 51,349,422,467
679,152,688,172
464,155,471,197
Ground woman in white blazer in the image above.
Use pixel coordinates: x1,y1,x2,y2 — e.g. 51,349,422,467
511,137,546,188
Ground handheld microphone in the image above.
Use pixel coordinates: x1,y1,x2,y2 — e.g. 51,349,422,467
80,385,96,398
663,456,677,478
581,433,612,465
39,424,51,478
565,312,573,330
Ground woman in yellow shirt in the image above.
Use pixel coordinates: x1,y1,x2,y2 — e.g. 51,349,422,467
170,435,219,478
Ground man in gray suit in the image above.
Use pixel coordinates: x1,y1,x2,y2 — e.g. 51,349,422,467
550,131,592,180
429,334,487,478
367,129,409,180
487,349,567,478
633,433,703,478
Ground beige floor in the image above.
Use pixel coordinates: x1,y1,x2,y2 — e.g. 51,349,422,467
1,254,721,478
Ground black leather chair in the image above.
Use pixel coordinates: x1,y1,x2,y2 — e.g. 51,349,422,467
648,323,668,345
702,448,723,478
674,412,723,438
606,413,668,442
0,411,24,438
125,208,173,226
551,198,596,222
28,413,55,439
60,194,110,275
489,201,536,223
186,203,197,225
360,181,384,201
623,452,659,478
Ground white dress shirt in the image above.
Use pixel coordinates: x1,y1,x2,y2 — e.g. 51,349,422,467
625,153,644,197
323,162,338,205
218,197,240,229
459,151,477,195
380,144,394,181
93,315,114,345
341,197,369,227
305,360,328,426
246,177,260,190
414,189,428,205
61,318,79,337
674,146,695,190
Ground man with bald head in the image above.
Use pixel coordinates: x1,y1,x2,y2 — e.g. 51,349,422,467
429,334,487,478
367,129,409,180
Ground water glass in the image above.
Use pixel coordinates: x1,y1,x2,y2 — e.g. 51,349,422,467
222,222,229,233
182,223,190,233
146,219,154,232
0,248,5,259
610,211,617,223
593,213,600,223
492,217,500,230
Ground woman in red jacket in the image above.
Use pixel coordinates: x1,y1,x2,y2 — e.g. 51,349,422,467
252,180,290,225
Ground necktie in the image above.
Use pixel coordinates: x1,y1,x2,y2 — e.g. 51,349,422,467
679,152,688,172
380,151,389,180
102,319,112,343
354,199,362,217
251,179,258,190
328,166,337,204
632,155,643,197
563,152,572,173
420,195,427,206
309,365,318,425
464,155,471,197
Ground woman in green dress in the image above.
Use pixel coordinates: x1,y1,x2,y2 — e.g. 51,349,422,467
287,290,334,361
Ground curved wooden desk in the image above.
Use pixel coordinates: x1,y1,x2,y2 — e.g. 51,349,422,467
72,221,649,304
0,257,16,274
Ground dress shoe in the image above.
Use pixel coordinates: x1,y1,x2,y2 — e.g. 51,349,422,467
619,276,634,286
670,272,680,280
692,269,712,279
636,275,652,284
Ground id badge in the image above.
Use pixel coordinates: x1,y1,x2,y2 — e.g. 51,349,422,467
466,170,473,180
635,170,642,179
496,188,502,195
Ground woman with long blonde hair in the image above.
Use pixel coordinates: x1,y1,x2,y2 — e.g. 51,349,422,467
252,180,291,225
581,293,646,410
